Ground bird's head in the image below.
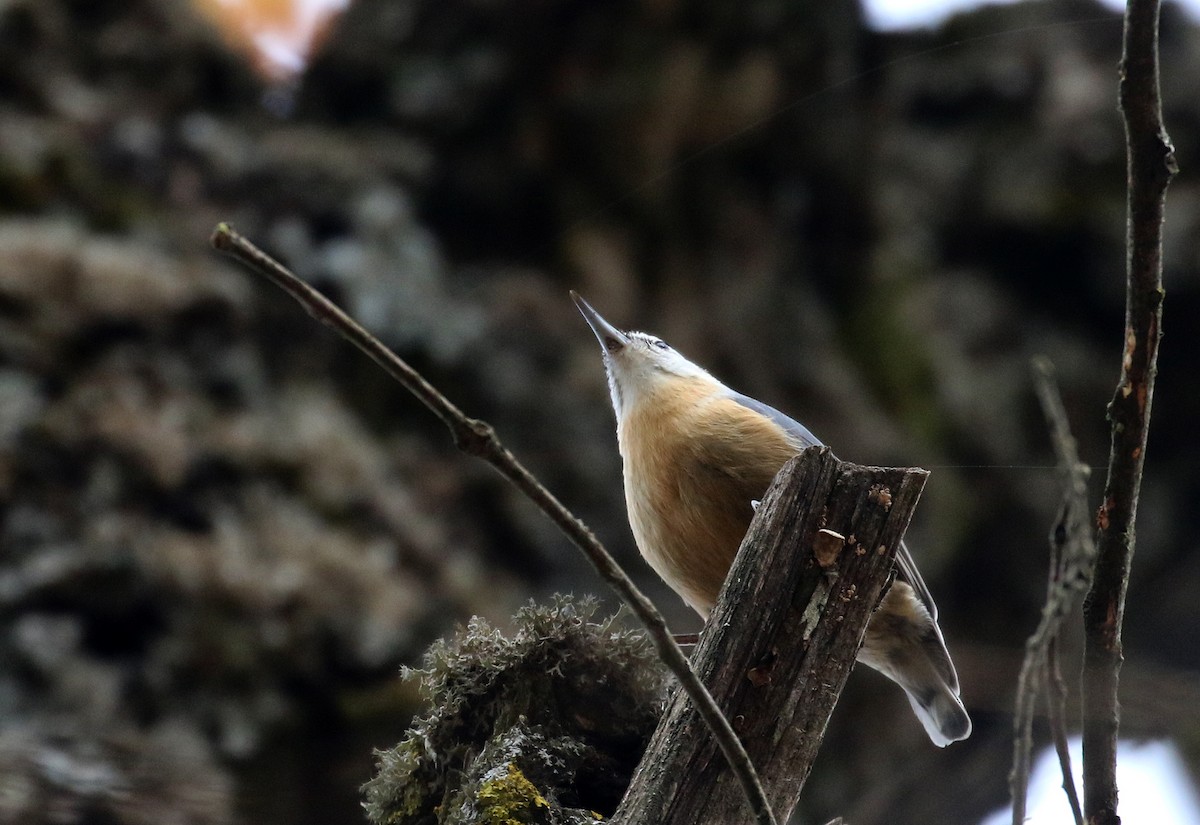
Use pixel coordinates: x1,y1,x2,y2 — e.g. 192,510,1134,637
571,290,715,418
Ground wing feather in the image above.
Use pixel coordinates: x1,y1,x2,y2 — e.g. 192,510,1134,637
727,391,821,449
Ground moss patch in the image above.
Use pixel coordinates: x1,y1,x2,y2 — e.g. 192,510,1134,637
362,596,665,825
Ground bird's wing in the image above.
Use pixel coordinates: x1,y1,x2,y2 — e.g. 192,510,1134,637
728,390,940,621
727,391,822,450
896,540,939,621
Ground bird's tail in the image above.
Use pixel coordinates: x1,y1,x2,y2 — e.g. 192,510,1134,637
857,582,972,747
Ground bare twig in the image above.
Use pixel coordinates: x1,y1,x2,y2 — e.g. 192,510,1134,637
1047,637,1085,825
1083,0,1176,821
209,224,776,825
1010,358,1095,825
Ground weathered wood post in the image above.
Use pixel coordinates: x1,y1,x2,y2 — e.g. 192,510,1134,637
614,446,929,825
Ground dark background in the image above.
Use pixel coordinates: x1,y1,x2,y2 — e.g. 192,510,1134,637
2,0,1199,823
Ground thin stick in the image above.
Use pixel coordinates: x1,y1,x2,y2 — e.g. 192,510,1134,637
1047,637,1085,825
1010,358,1095,825
1011,646,1039,825
210,223,777,825
1083,0,1175,821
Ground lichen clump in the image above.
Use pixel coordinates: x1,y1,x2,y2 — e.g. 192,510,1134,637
477,763,550,825
362,596,665,824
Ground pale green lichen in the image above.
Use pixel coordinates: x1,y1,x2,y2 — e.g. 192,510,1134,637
476,763,549,825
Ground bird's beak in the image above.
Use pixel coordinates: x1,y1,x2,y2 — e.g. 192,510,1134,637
570,290,629,355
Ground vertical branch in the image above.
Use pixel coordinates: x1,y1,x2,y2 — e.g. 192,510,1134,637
1082,1,1176,823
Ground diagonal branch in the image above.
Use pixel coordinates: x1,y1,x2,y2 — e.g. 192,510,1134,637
209,223,777,825
1082,1,1176,822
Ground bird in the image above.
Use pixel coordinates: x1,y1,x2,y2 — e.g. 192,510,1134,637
571,290,971,747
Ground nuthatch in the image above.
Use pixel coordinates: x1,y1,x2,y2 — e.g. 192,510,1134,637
572,291,971,747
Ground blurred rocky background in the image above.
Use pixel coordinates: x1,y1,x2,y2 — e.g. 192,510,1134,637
1,0,1199,823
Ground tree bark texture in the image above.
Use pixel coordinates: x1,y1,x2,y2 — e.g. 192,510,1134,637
1082,1,1176,824
613,447,928,825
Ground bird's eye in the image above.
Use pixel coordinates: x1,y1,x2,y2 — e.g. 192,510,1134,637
652,339,669,351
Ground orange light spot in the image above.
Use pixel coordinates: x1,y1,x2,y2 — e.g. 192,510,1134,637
193,0,348,80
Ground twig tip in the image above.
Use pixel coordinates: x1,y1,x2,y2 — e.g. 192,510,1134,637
210,222,237,251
